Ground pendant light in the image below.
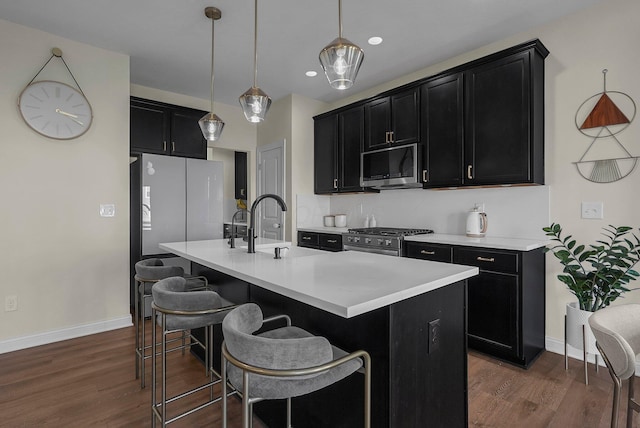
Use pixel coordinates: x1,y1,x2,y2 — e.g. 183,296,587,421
319,0,364,90
198,7,225,141
239,0,271,123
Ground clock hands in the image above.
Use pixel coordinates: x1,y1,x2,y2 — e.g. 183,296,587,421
55,108,84,126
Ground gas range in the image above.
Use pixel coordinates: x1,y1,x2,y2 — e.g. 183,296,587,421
343,227,434,256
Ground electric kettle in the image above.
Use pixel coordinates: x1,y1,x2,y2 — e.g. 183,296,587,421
466,206,488,237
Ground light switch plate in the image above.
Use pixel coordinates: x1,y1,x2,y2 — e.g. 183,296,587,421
100,204,116,217
581,202,603,219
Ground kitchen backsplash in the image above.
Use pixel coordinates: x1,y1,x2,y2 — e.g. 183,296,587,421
297,186,550,239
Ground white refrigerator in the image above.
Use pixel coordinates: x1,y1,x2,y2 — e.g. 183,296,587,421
130,153,223,309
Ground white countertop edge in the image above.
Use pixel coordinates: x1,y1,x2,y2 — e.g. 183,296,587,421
297,226,349,234
405,233,549,251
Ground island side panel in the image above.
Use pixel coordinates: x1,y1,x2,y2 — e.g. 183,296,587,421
389,279,468,428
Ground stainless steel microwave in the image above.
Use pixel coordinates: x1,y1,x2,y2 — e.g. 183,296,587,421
360,143,421,189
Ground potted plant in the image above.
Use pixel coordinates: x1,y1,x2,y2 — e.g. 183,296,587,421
543,223,640,381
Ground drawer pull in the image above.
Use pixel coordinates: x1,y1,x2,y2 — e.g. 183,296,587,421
467,165,473,179
477,256,495,262
420,250,435,255
327,239,338,244
303,236,311,240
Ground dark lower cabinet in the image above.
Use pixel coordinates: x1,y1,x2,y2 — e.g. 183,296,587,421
297,231,342,252
404,241,545,368
234,151,248,199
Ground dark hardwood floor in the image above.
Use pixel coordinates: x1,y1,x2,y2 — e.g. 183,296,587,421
0,323,634,427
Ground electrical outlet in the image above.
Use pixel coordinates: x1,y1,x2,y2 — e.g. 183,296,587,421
5,295,17,312
100,204,116,217
428,319,440,353
581,202,603,219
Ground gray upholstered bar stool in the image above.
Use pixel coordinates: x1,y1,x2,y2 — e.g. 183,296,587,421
134,258,208,388
589,304,640,428
221,303,371,428
151,276,235,427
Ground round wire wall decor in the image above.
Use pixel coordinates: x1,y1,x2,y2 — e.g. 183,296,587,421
573,69,638,183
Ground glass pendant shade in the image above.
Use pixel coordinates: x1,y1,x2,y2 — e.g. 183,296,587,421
239,86,271,123
198,112,225,141
319,37,364,90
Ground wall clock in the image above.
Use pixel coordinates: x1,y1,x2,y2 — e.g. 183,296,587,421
18,47,93,140
18,80,93,140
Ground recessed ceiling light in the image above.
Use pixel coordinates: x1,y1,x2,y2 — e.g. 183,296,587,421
368,36,383,46
305,71,318,77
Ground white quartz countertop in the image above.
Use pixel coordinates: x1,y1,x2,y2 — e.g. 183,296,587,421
405,233,549,251
159,239,478,318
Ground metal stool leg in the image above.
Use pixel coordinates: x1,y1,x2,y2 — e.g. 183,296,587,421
564,315,568,371
135,279,140,381
627,375,636,428
582,324,589,385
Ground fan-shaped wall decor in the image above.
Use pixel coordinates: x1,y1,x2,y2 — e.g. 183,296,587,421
573,69,637,183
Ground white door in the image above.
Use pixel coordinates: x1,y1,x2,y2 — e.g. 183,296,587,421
256,140,285,240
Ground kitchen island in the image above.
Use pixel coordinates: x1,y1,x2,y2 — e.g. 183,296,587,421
160,239,478,428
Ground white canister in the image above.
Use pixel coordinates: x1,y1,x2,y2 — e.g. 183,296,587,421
334,214,347,228
323,215,335,227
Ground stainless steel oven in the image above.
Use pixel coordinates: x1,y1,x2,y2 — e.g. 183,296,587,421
342,227,434,256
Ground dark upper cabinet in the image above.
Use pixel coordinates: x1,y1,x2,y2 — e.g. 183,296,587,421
130,97,207,159
314,105,368,194
420,73,464,188
314,114,338,194
464,46,546,186
364,87,420,151
234,151,248,200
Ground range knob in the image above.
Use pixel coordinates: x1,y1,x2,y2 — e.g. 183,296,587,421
377,238,384,245
385,239,392,246
365,238,372,244
353,237,360,243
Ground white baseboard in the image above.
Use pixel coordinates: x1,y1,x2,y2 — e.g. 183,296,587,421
545,335,640,375
0,316,133,354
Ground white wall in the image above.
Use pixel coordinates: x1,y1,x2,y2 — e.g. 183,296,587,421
314,0,640,345
0,19,131,350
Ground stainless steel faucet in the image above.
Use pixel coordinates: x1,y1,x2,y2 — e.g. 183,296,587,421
228,209,247,248
247,194,287,253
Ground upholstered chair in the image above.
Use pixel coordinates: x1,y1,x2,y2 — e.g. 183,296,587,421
589,303,640,428
151,276,235,427
133,258,208,388
221,303,371,428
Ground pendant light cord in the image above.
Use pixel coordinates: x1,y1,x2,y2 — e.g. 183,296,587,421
253,0,259,88
338,0,343,39
210,15,216,113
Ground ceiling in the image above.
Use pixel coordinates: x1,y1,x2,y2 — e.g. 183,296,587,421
0,0,601,107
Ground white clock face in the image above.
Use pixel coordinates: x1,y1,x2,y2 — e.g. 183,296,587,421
18,80,93,140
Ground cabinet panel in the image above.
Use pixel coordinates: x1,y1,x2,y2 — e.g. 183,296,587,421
170,109,207,159
364,98,391,151
421,73,464,187
314,115,338,194
130,99,168,155
466,272,519,354
465,51,531,185
234,151,248,199
338,107,364,192
404,242,452,263
319,233,342,251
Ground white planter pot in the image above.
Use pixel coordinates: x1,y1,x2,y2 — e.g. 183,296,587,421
566,301,598,354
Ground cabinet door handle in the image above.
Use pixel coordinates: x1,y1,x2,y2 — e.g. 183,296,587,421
389,131,394,143
420,250,435,255
163,141,167,151
422,169,428,183
327,239,338,244
240,189,245,196
467,165,473,179
476,256,495,262
171,141,176,153
333,178,338,189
